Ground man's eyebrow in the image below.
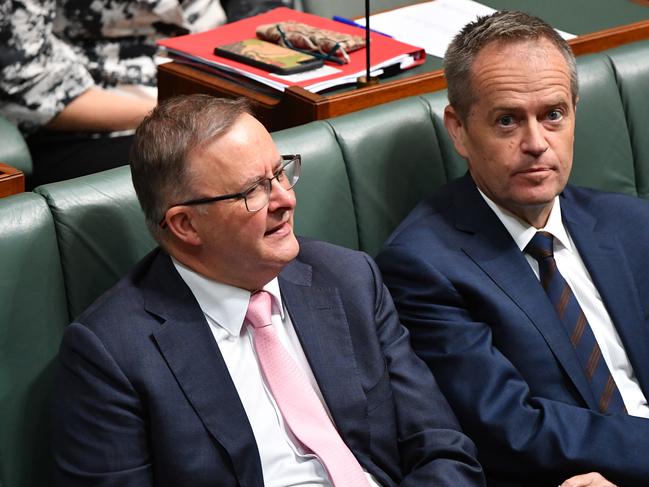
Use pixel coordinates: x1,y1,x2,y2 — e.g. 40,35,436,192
486,105,521,118
238,158,283,189
487,99,571,118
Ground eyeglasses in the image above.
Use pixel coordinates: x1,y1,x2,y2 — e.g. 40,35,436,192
159,154,301,228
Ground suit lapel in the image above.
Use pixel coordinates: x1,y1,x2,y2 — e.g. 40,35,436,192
143,251,263,487
452,177,598,408
279,258,368,450
562,191,649,394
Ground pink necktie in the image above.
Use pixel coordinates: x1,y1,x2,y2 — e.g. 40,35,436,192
246,291,371,487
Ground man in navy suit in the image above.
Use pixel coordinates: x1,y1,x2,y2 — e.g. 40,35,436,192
51,94,485,486
377,10,649,487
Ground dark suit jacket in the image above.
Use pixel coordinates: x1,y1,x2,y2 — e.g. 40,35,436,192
52,238,484,486
377,174,649,487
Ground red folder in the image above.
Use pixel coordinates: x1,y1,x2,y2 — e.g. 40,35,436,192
157,7,426,92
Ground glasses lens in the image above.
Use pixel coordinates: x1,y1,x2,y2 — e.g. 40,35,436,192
282,156,300,190
244,180,271,212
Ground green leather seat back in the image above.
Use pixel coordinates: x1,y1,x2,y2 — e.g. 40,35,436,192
570,53,637,195
0,115,32,176
606,40,649,199
0,192,68,487
420,90,469,181
36,167,156,320
273,121,359,249
327,97,448,256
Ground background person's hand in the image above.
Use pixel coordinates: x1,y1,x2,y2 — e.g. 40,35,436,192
560,472,618,487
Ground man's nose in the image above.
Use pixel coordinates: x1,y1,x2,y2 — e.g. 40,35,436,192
521,120,549,156
268,178,296,211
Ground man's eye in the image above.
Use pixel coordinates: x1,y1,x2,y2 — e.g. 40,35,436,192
244,182,264,197
547,110,563,121
498,115,514,126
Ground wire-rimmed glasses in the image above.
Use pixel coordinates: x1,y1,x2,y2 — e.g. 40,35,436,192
159,154,301,228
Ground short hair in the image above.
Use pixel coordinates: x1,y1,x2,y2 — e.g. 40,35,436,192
130,94,251,242
444,10,578,121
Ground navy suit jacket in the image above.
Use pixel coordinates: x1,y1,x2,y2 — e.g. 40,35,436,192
377,175,649,487
52,238,484,486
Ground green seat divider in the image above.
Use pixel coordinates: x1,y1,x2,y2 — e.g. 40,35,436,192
571,53,636,195
605,40,649,200
0,115,32,176
273,121,360,250
35,166,156,320
327,97,448,256
0,192,69,487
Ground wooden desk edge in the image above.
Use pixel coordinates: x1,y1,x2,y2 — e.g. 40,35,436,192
0,162,25,198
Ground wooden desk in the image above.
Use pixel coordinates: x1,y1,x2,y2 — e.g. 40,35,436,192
0,162,24,198
158,17,649,131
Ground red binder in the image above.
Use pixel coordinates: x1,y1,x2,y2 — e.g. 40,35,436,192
157,7,426,93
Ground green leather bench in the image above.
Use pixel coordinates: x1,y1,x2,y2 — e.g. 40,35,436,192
1,39,649,487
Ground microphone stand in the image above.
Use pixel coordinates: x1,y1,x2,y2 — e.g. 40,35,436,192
357,0,380,87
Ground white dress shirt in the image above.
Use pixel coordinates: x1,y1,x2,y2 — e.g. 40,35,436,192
479,191,649,418
172,258,382,486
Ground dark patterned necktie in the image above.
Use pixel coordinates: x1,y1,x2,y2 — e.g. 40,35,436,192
525,231,626,414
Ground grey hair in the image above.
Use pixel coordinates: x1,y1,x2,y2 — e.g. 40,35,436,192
444,10,578,121
129,94,251,243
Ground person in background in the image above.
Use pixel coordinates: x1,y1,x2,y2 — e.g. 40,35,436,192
51,94,486,486
0,0,291,188
377,10,649,487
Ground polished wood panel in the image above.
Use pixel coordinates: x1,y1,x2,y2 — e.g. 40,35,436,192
158,18,649,131
0,162,24,198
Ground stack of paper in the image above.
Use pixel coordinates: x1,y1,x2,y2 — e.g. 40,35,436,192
356,0,575,58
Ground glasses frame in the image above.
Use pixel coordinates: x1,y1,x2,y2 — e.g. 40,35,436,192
159,154,301,228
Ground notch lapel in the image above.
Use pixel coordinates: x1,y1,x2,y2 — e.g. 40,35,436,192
278,259,368,451
453,177,599,409
562,192,649,394
144,251,263,487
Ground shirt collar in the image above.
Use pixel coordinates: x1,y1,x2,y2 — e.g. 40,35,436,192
171,257,284,337
477,189,573,253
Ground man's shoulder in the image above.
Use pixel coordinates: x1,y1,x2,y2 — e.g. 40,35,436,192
562,185,649,221
289,237,379,289
294,237,370,271
381,177,469,251
74,248,167,334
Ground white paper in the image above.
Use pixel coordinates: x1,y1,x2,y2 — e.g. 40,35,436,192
356,0,575,58
270,64,342,82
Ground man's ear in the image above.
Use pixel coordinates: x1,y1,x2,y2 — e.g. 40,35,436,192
165,207,203,247
444,105,470,159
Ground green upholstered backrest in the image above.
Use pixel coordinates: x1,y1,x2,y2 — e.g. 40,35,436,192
0,115,32,176
570,53,637,196
420,90,469,182
606,40,649,199
326,96,447,256
273,121,359,250
35,167,156,320
0,192,68,487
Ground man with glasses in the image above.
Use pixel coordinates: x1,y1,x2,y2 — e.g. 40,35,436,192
51,94,485,486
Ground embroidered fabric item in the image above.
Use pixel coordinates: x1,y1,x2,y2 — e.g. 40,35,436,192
256,21,365,63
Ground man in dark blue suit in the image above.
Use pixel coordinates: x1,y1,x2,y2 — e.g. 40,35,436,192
377,10,649,487
51,94,485,486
